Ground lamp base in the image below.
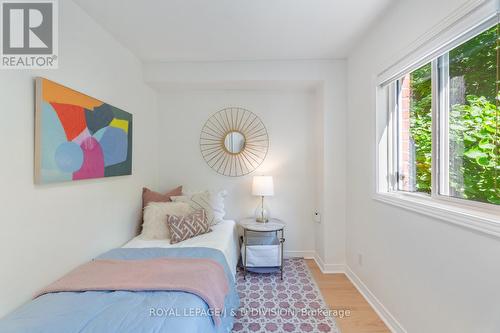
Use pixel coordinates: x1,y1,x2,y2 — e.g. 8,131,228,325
254,203,270,223
255,216,269,223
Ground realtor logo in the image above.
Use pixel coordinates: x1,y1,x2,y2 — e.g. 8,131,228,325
1,0,58,68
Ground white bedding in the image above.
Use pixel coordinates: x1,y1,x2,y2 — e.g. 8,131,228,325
123,220,240,277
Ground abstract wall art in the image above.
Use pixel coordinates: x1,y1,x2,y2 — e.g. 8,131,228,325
35,78,133,184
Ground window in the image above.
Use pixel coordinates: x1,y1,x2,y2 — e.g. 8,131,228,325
442,25,499,205
396,63,432,194
385,22,500,207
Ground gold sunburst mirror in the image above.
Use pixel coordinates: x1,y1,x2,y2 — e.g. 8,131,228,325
200,107,269,177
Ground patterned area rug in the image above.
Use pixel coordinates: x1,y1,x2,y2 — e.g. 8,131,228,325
233,258,340,333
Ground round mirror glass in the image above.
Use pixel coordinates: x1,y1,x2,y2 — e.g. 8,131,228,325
224,131,245,154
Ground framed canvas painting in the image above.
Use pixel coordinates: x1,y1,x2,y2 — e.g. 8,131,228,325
35,78,133,184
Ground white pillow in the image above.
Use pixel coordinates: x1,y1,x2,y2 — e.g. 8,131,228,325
171,190,226,226
141,202,192,239
211,190,227,222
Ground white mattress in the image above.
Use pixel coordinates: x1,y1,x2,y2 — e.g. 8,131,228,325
123,220,240,277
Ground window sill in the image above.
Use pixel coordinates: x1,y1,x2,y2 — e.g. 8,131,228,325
373,192,500,238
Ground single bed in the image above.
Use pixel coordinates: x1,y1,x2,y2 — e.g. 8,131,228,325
0,220,240,333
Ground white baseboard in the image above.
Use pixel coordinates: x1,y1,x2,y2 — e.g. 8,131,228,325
312,253,345,273
345,265,407,333
284,250,315,259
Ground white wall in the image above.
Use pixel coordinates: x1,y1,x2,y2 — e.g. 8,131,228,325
347,0,500,332
146,60,347,270
0,0,159,317
157,90,317,256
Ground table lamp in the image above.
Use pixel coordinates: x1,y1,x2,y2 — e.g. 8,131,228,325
252,176,274,223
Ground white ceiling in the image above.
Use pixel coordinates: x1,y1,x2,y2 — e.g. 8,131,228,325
149,80,321,93
74,0,392,62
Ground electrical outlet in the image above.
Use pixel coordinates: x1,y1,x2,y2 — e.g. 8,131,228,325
358,253,363,266
313,211,321,223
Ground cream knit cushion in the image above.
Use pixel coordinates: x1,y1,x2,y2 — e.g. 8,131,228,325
141,202,192,239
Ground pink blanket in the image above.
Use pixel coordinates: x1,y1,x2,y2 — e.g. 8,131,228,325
35,258,229,325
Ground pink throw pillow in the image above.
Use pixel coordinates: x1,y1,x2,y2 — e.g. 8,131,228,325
142,186,182,209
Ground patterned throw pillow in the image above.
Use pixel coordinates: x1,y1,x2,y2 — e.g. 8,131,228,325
166,209,211,244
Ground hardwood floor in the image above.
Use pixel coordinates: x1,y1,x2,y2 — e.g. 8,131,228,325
306,260,391,333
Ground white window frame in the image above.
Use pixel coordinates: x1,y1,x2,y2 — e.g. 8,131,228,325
375,13,500,238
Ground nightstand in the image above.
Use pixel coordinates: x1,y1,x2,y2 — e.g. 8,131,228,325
238,218,285,280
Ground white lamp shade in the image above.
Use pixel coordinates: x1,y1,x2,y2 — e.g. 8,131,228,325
252,176,274,196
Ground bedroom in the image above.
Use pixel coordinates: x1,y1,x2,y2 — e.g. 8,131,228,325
0,0,499,332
